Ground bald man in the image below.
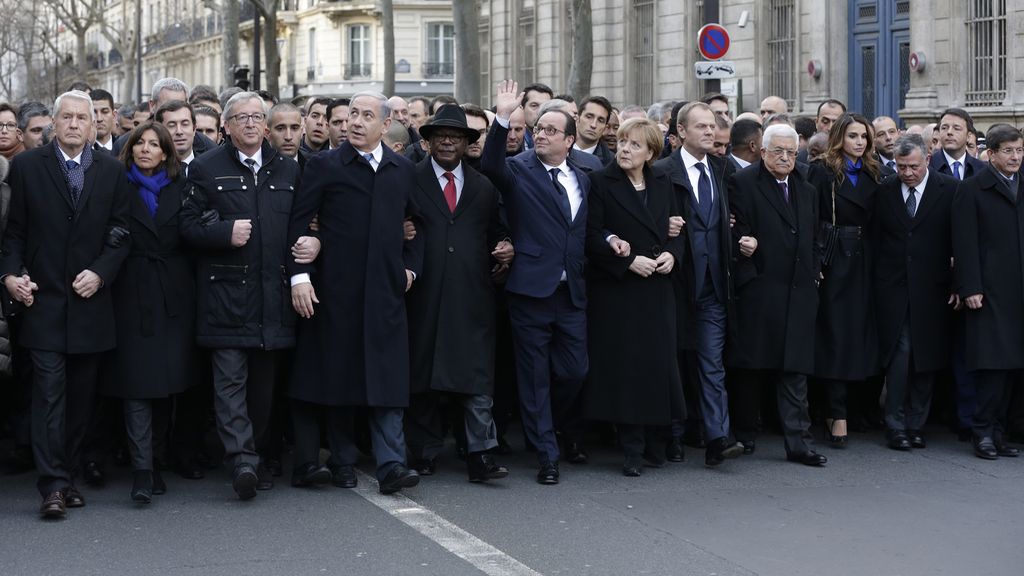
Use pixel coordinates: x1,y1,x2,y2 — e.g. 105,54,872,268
872,116,900,169
759,96,788,122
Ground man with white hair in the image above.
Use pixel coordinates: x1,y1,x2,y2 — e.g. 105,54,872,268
1,90,131,517
114,78,216,156
726,123,827,467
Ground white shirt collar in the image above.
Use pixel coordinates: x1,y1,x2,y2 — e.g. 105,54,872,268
182,151,195,166
238,148,263,168
430,157,463,181
732,154,750,169
540,158,570,175
942,150,967,167
356,142,384,165
97,136,113,151
902,170,930,195
57,146,83,164
680,146,708,172
574,143,599,155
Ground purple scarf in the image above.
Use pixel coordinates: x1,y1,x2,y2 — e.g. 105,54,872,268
126,164,171,218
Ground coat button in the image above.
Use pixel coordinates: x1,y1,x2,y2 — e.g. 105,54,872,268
448,247,455,253
67,215,72,221
791,229,796,234
449,220,455,225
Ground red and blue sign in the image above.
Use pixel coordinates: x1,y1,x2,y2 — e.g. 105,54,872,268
697,24,731,61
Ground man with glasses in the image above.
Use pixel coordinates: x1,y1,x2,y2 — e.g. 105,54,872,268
179,91,301,500
481,80,591,485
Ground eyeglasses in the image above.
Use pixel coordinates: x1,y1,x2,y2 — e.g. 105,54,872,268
766,147,798,158
431,132,467,143
533,125,566,137
995,147,1024,156
0,122,17,132
231,112,266,125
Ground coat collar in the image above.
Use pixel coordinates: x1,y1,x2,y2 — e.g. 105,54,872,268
757,163,797,228
602,163,660,238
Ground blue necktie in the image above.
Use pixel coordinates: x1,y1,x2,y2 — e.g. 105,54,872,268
363,152,375,171
549,168,572,222
65,160,83,205
695,162,712,221
952,160,962,180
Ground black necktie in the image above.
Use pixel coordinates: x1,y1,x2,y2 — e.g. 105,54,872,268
778,181,790,203
695,162,712,220
906,187,917,218
244,158,258,186
549,168,572,222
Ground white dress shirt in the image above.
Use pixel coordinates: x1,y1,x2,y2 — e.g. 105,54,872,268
431,158,464,203
942,150,967,179
680,147,715,204
901,170,929,206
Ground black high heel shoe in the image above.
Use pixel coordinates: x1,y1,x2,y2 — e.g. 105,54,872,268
131,470,153,504
824,418,848,448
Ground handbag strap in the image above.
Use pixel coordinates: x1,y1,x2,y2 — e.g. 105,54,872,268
830,180,837,225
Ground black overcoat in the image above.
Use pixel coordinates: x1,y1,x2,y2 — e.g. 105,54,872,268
583,163,685,425
103,178,198,399
808,162,880,380
0,143,130,353
953,166,1024,371
286,143,425,407
179,140,300,350
727,162,820,374
872,172,957,372
406,159,506,396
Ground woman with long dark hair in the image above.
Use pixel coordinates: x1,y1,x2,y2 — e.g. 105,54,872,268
101,122,197,503
809,113,884,447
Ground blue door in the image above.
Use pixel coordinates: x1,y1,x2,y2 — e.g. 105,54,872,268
848,0,911,123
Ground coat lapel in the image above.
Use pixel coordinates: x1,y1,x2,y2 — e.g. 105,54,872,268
910,178,942,228
454,167,480,218
154,179,185,228
129,185,159,236
528,154,572,226
416,160,453,218
606,167,659,237
759,171,796,228
42,146,75,211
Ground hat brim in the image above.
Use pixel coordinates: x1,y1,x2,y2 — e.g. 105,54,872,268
419,122,481,141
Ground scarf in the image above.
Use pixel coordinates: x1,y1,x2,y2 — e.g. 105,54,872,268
844,157,862,187
0,140,24,160
126,164,171,218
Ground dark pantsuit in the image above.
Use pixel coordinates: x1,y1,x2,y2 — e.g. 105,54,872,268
694,279,729,441
732,369,813,455
952,317,977,431
406,392,499,460
210,348,279,468
123,399,153,470
30,350,100,496
508,287,588,463
972,369,1016,441
291,400,406,481
884,317,934,431
172,378,213,465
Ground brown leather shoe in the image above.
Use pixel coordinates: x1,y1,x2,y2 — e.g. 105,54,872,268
64,486,85,508
40,491,66,519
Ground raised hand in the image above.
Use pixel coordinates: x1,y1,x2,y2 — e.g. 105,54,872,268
495,80,524,120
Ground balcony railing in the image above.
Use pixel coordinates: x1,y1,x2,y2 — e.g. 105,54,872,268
343,63,372,79
422,61,454,78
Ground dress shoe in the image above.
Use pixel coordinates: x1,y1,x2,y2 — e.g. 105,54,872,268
83,461,106,487
40,491,66,519
886,430,912,451
330,465,358,489
152,470,167,495
906,430,926,449
467,453,509,483
536,461,559,485
64,486,85,508
256,463,274,490
175,458,205,480
665,437,685,463
786,450,828,466
741,439,756,455
564,442,589,464
232,463,259,500
705,437,744,467
824,419,848,448
996,442,1020,458
131,470,153,504
974,437,998,460
622,456,643,477
291,463,332,488
378,465,420,494
411,458,436,476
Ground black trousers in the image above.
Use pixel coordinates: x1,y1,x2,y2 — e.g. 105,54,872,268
30,350,100,496
730,369,813,455
972,369,1017,441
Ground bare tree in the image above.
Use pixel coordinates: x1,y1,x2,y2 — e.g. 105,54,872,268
248,0,281,97
42,0,104,80
221,0,241,90
452,0,480,104
380,0,395,96
97,0,139,104
567,0,593,98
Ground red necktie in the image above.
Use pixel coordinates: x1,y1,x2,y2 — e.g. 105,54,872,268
443,171,457,212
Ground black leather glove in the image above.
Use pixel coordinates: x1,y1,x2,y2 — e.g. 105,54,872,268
200,208,221,227
105,225,130,248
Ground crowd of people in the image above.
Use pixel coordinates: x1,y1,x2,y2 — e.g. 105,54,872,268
0,75,1022,520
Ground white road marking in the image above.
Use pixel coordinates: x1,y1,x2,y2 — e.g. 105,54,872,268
353,470,544,576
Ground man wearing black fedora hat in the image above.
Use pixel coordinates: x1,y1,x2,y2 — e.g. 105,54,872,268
403,105,514,483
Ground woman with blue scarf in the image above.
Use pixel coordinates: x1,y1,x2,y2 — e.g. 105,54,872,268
808,114,888,448
100,122,197,504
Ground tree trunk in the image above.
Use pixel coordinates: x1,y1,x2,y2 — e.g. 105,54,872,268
381,0,395,96
251,1,281,97
567,0,593,99
452,0,480,104
223,0,240,90
75,29,88,80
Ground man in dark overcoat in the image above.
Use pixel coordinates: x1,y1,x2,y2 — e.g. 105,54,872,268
953,124,1024,460
287,91,425,494
179,92,301,500
727,124,827,466
1,90,131,517
872,134,958,451
404,105,512,482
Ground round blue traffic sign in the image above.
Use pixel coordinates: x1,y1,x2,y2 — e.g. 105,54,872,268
697,24,731,60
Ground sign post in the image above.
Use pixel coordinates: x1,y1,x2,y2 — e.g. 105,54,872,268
696,23,732,93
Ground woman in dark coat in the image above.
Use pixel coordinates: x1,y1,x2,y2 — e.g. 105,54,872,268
808,114,885,447
102,122,196,503
584,118,685,476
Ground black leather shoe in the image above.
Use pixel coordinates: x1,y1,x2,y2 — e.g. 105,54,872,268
232,463,259,500
705,437,743,466
256,464,274,491
411,458,436,476
291,463,332,487
536,461,559,485
467,453,508,483
40,491,66,519
330,465,358,488
83,461,105,487
741,439,756,455
665,437,685,463
996,443,1020,458
379,465,420,494
906,430,926,449
564,443,589,464
131,470,153,504
64,486,85,508
974,437,998,460
786,450,828,466
622,456,642,477
824,419,848,448
886,430,912,451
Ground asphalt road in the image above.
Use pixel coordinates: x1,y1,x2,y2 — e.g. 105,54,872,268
2,427,1022,576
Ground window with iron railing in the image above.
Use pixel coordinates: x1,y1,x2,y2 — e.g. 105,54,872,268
480,17,491,107
630,0,654,107
965,0,1007,106
425,22,455,78
767,0,796,110
517,3,536,85
348,24,372,78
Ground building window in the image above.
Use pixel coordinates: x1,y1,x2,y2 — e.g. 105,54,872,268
346,24,372,79
630,0,655,106
517,2,536,85
424,22,455,77
307,28,316,81
965,0,1007,106
479,17,491,108
766,0,795,109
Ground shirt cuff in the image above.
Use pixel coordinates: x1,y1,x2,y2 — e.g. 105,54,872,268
290,273,311,287
495,116,510,129
605,234,619,244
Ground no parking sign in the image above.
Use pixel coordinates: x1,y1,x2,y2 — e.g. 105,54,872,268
697,24,731,60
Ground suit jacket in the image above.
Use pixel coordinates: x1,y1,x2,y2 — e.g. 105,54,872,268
406,159,506,396
481,119,591,309
929,151,985,181
590,142,616,167
653,149,734,350
873,171,956,372
0,142,131,353
953,166,1024,370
